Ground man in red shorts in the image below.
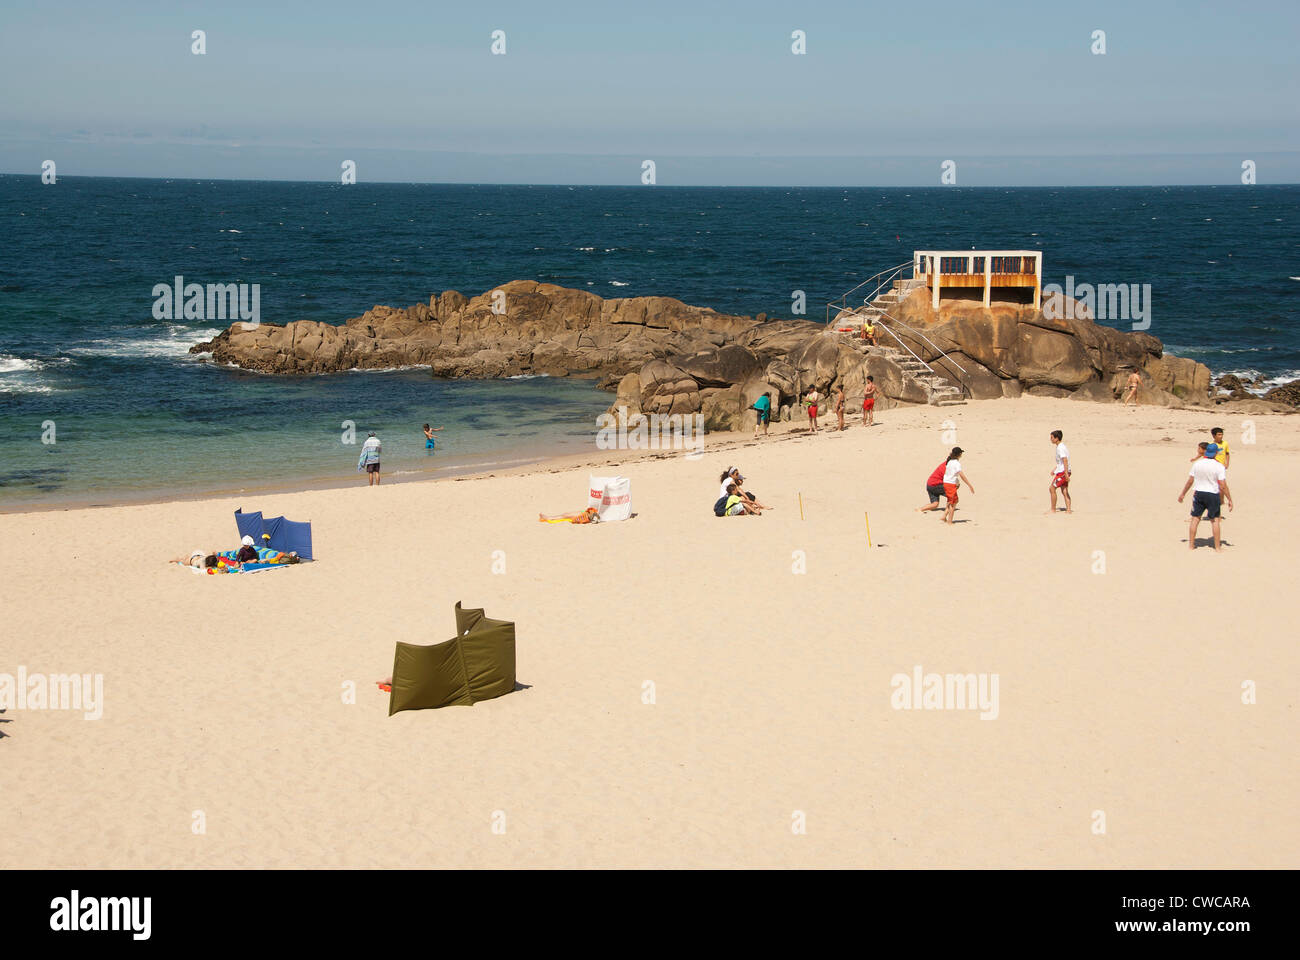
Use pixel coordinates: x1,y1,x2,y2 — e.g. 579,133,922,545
862,376,877,427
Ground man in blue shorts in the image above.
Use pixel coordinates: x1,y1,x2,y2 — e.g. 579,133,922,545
1177,442,1234,551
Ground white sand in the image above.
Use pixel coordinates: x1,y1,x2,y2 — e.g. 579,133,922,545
1,396,1296,867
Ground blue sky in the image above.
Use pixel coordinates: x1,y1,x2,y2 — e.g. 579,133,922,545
2,0,1297,184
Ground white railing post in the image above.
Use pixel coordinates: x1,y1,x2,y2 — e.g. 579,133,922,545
983,255,992,307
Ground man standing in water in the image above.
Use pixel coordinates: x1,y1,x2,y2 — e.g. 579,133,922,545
358,431,382,485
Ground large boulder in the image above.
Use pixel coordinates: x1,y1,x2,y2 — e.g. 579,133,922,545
1143,354,1212,401
637,360,700,416
764,360,799,401
929,351,1004,400
786,335,844,391
701,385,746,432
675,344,763,388
1013,324,1095,388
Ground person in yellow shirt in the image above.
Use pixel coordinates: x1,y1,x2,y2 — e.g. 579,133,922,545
1189,427,1230,469
1210,426,1230,468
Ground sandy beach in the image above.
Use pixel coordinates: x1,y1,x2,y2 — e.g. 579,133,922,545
2,395,1296,868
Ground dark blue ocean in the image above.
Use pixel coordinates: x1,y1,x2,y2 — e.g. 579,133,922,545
2,177,1297,506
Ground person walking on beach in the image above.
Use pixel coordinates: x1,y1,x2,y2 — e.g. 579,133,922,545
941,446,974,525
358,431,382,485
862,376,877,427
1178,442,1233,551
805,388,821,433
1122,369,1142,407
752,392,771,438
834,385,846,432
1048,429,1072,514
917,456,950,514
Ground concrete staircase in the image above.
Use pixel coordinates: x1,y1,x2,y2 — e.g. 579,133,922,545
830,273,966,405
839,336,966,406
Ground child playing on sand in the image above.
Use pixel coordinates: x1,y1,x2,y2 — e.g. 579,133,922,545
834,385,846,431
805,388,821,433
941,447,974,525
917,457,949,514
1048,430,1072,514
862,376,877,427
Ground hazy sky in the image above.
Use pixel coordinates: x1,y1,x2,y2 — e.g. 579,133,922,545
2,0,1298,184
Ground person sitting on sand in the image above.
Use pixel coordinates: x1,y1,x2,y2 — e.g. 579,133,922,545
719,467,771,511
724,481,761,516
941,446,974,525
236,535,259,562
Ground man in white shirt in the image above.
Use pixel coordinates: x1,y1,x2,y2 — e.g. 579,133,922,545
1177,442,1234,551
1048,429,1072,515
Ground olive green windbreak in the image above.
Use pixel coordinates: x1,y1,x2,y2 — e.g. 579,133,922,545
388,602,517,715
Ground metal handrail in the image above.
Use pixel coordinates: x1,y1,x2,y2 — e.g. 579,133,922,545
824,260,912,323
873,309,971,399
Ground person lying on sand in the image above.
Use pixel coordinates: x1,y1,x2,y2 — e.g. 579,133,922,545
539,507,599,524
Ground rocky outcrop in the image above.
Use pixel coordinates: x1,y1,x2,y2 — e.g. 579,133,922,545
194,279,1271,432
192,280,769,380
1264,379,1300,407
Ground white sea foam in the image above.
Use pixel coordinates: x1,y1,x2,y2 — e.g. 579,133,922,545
609,281,630,286
507,373,550,380
63,326,224,360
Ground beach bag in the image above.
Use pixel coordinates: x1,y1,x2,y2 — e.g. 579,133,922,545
713,495,728,517
587,475,632,522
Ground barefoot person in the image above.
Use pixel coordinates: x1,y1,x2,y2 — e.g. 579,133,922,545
805,388,821,433
358,431,382,485
724,481,762,516
1048,429,1072,514
862,376,877,427
834,385,846,432
941,446,974,525
718,467,772,511
917,456,949,514
1178,442,1233,551
422,422,443,449
1122,369,1141,406
752,392,772,438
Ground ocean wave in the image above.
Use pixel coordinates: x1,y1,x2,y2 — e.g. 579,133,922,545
507,373,550,380
0,355,66,393
609,281,630,287
62,325,224,359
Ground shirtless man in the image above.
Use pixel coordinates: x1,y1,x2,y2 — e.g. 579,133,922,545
1122,369,1142,406
862,376,878,427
